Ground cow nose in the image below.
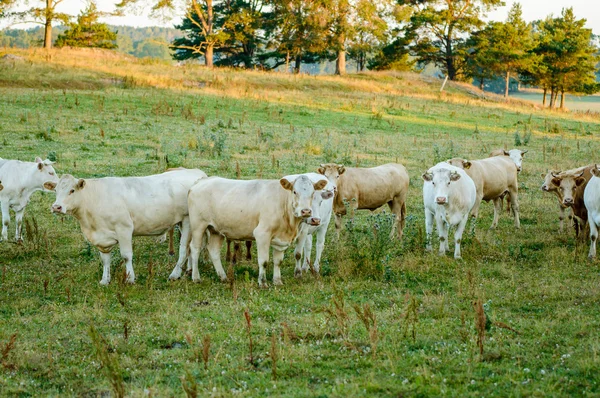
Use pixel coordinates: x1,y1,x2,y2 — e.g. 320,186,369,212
52,204,62,213
517,167,522,172
301,208,312,217
563,198,573,205
542,185,548,191
309,218,321,226
436,197,447,204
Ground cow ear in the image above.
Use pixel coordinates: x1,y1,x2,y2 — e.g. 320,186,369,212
35,157,42,163
321,190,334,200
463,161,472,169
592,166,600,178
522,150,528,155
77,179,86,190
338,165,346,175
280,178,293,191
44,182,56,191
313,179,327,191
503,150,509,156
422,172,432,182
576,177,586,186
450,171,461,181
37,162,43,170
551,177,561,187
317,167,325,175
540,173,546,178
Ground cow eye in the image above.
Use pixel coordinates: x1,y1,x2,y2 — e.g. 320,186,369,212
69,189,74,194
49,172,54,176
447,182,450,186
432,182,435,186
293,191,297,195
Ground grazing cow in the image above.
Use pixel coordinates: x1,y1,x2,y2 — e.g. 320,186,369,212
547,165,594,238
50,169,207,285
185,175,328,287
0,157,59,242
489,149,527,172
422,162,476,259
447,156,520,229
584,166,600,258
316,163,409,238
286,173,335,277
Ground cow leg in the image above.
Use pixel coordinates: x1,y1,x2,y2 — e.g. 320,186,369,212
225,239,232,263
233,242,242,264
388,197,406,239
245,241,252,260
294,225,309,278
490,198,502,229
436,217,449,256
99,251,112,285
589,219,598,258
206,233,227,281
272,249,285,286
189,224,209,283
425,209,434,252
454,214,469,259
168,226,175,256
303,232,314,273
117,234,135,284
558,205,566,233
169,218,190,281
254,230,271,287
14,207,25,243
334,214,343,239
1,200,10,241
509,187,520,229
470,196,482,232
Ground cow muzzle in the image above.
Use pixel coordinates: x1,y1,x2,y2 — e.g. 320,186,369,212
308,217,321,226
52,204,65,214
517,167,522,172
300,208,312,217
436,197,448,205
541,185,548,191
563,198,574,206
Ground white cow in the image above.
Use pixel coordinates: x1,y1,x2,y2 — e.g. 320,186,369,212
0,157,59,242
185,175,327,287
50,169,207,285
584,165,600,258
287,173,335,277
422,162,476,259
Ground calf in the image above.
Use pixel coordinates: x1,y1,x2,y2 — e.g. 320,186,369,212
317,163,409,239
422,162,476,259
51,169,207,285
447,156,520,229
584,166,600,258
548,166,594,238
185,175,327,287
0,157,58,242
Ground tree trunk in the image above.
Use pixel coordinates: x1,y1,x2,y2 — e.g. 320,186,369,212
560,90,565,109
335,49,346,75
479,78,484,91
549,87,555,108
542,88,547,107
445,32,456,80
504,70,510,98
205,44,214,68
293,54,301,74
285,51,290,73
43,0,52,50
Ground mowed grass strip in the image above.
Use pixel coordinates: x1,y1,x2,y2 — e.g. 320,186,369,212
0,49,599,396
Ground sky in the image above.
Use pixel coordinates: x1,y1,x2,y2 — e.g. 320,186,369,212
6,0,600,34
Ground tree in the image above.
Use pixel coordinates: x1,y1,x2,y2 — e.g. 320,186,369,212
55,2,117,49
464,24,497,91
0,0,16,19
402,0,503,81
347,0,393,72
171,0,217,67
13,0,71,49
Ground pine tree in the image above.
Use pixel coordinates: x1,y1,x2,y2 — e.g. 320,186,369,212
55,2,118,49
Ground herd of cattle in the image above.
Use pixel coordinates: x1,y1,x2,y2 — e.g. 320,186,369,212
0,150,598,286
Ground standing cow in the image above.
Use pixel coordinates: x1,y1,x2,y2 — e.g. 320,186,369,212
0,157,59,242
317,163,409,239
185,175,327,287
422,162,476,259
584,165,600,258
51,169,207,285
447,156,520,229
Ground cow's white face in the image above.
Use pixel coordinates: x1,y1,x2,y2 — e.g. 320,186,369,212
280,175,327,219
446,158,472,170
541,171,559,192
422,168,461,206
317,163,344,190
32,157,59,192
551,171,585,206
506,149,526,172
305,184,334,226
52,174,86,214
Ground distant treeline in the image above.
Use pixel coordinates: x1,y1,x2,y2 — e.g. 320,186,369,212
0,25,181,60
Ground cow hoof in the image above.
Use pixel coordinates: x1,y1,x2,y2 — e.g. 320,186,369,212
273,279,283,286
258,280,268,289
16,238,23,245
294,269,302,278
168,272,181,281
126,279,135,285
192,277,201,283
220,276,229,283
99,279,110,286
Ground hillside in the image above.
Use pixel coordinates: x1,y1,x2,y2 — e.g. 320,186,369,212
1,48,600,396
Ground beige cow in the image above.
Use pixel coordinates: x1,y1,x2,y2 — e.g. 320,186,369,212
316,163,409,238
540,167,589,232
186,175,327,287
489,149,527,172
447,156,520,229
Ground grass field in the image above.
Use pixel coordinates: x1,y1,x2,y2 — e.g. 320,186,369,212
1,48,600,396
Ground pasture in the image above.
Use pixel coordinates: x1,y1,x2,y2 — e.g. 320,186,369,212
1,48,600,396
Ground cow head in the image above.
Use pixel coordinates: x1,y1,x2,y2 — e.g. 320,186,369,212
505,149,527,172
52,174,86,214
446,158,472,170
551,170,586,207
317,163,345,190
33,157,59,192
541,170,560,192
280,175,327,220
422,168,461,206
592,165,600,178
305,180,334,226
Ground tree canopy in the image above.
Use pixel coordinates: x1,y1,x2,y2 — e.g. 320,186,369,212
55,2,118,49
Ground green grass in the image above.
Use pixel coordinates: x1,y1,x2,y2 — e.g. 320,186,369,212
1,48,600,396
